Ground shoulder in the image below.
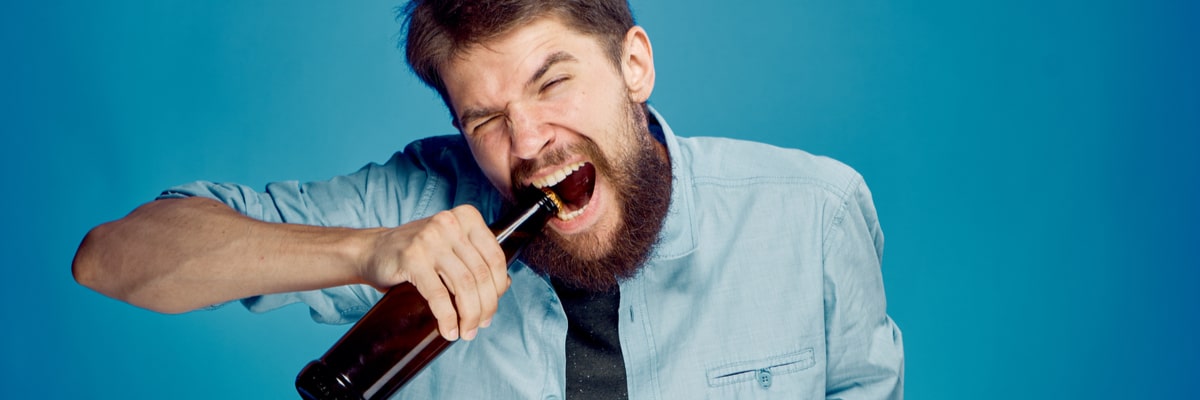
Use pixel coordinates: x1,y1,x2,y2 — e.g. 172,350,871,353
377,134,499,218
392,135,474,172
673,136,882,258
373,134,484,183
676,136,864,200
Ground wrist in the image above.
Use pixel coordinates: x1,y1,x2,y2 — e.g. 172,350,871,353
342,227,389,288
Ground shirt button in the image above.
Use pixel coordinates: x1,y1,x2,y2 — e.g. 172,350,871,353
756,368,772,388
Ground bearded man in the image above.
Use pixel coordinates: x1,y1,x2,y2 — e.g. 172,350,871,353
73,0,904,398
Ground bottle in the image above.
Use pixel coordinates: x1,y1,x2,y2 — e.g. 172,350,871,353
296,187,562,400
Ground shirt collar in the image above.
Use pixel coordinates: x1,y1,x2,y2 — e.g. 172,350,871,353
646,105,698,261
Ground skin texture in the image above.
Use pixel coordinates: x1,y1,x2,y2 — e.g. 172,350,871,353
73,197,506,342
71,17,660,342
443,17,661,262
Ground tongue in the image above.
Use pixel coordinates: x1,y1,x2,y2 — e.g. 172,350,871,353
550,162,595,212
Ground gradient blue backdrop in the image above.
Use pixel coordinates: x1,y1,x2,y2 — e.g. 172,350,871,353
4,1,1197,398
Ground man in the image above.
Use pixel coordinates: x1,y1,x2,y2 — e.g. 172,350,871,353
73,0,904,398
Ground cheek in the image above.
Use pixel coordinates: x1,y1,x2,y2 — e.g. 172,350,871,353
543,76,607,124
467,138,513,191
539,94,582,126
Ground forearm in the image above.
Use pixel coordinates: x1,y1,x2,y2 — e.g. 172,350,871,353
73,197,376,314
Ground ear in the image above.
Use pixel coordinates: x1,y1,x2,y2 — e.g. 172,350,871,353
620,26,655,103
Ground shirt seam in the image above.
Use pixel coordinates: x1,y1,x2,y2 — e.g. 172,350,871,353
691,175,850,197
637,280,663,399
821,174,865,265
413,157,443,220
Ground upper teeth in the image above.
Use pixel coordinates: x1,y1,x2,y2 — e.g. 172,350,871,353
531,162,586,189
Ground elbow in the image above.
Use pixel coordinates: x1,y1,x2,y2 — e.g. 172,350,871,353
130,298,195,315
72,222,130,299
72,222,192,315
72,223,110,292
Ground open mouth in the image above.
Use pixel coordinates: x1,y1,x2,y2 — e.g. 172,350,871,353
531,162,596,221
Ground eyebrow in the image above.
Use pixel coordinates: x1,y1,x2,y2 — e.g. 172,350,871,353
527,51,577,88
457,51,578,128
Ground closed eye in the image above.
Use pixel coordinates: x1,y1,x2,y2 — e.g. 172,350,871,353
468,115,502,136
540,76,568,93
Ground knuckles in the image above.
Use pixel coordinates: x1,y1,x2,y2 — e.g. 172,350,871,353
446,268,476,286
429,210,460,230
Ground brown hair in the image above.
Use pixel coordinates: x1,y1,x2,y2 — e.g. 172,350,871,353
399,0,636,114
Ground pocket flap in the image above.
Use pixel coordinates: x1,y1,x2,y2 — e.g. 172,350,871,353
706,348,815,387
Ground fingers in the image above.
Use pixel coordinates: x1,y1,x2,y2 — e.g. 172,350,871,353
453,206,510,319
409,265,460,341
447,206,509,335
383,205,509,342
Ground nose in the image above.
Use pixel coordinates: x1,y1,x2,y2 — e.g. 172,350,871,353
508,105,552,160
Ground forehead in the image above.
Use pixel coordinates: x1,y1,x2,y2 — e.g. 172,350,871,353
440,17,607,100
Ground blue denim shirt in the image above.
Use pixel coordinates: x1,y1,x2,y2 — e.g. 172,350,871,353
162,109,904,399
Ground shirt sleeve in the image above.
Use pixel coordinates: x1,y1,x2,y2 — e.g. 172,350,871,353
822,176,905,399
155,149,447,325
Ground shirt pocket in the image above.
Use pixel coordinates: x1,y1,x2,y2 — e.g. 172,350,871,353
705,348,815,389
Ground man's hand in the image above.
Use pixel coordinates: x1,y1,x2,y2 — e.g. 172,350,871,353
361,205,509,342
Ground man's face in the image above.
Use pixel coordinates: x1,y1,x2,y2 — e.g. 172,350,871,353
440,17,668,290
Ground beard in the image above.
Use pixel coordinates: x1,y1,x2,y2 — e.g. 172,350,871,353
514,102,673,293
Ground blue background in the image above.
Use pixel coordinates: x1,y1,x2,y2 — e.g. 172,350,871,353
3,0,1197,398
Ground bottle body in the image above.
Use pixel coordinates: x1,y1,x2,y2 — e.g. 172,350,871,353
297,189,559,400
296,283,451,400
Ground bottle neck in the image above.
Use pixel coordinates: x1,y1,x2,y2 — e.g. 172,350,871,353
491,189,558,262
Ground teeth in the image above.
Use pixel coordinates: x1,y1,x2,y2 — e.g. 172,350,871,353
529,162,590,221
531,161,586,189
557,205,588,221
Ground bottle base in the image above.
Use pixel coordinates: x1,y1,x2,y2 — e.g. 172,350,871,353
297,360,361,400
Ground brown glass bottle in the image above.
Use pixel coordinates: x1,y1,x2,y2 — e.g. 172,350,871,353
296,188,561,400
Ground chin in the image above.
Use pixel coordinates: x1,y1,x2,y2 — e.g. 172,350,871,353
548,218,620,261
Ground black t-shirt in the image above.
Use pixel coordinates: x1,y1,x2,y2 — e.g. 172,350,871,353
552,279,629,400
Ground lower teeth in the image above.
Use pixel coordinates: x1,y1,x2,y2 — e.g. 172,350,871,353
557,205,587,221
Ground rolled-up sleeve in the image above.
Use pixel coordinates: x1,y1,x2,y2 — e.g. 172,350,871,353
822,177,905,399
154,142,459,324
